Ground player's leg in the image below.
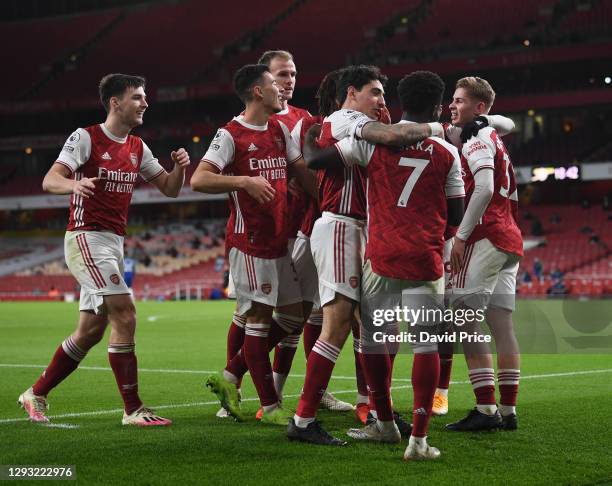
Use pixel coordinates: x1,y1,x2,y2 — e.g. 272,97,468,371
446,239,505,431
434,238,455,415
104,293,171,426
20,310,107,423
272,300,312,402
402,280,443,460
288,294,353,444
347,262,401,443
351,314,370,423
487,259,520,430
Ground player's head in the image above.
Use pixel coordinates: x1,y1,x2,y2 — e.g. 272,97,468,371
258,50,296,103
316,68,344,117
99,73,147,127
233,64,283,113
336,65,387,120
449,76,496,127
397,70,445,122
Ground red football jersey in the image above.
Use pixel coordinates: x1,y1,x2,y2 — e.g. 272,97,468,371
336,124,465,281
202,116,301,259
316,109,373,219
56,124,164,236
460,127,523,256
292,114,322,237
275,106,313,238
270,104,312,132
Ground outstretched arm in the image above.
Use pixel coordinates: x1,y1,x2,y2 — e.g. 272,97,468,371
190,162,276,205
359,121,443,147
302,124,344,170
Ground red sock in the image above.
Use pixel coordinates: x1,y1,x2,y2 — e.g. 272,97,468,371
243,323,277,407
361,351,393,421
108,344,143,415
498,369,520,408
296,340,339,418
386,323,399,382
303,315,322,358
353,347,369,400
226,314,246,368
226,318,289,380
469,368,496,405
273,331,300,375
33,336,86,396
411,352,440,437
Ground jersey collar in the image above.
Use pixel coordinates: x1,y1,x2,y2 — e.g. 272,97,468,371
233,115,268,131
100,123,128,143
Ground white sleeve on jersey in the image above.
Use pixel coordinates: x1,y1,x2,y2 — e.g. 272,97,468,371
56,128,91,173
461,128,496,175
334,111,374,140
201,128,235,172
335,136,375,167
139,141,165,182
279,120,302,164
456,168,494,241
434,139,465,199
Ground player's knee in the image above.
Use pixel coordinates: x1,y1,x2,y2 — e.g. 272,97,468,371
111,305,137,330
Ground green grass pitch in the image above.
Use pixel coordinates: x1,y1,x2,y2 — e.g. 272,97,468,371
1,300,611,485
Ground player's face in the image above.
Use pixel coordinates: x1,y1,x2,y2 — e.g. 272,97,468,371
449,87,484,127
350,80,386,120
268,57,297,102
114,86,148,127
259,72,284,113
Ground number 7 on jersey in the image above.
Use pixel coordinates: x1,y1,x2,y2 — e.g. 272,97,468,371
397,157,430,207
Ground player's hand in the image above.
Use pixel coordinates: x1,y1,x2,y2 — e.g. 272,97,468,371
450,237,466,274
244,176,276,204
171,148,190,169
378,106,392,125
303,124,322,162
460,116,488,144
287,177,302,198
73,177,98,199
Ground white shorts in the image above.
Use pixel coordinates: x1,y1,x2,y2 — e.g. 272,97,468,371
64,230,130,314
360,259,444,348
291,232,320,308
228,247,302,315
450,238,520,312
310,212,365,307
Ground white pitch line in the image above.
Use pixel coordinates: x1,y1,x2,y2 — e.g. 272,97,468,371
1,368,610,425
0,363,410,382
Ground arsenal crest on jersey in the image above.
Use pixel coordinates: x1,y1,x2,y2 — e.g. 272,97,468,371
130,153,138,167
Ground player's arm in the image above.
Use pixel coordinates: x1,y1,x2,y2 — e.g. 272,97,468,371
190,162,275,205
289,158,318,200
358,120,444,147
302,124,344,169
149,148,190,198
450,166,494,274
42,163,98,198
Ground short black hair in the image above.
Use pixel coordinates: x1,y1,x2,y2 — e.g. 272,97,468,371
316,68,344,117
336,65,387,106
233,64,270,103
99,74,146,113
397,71,445,115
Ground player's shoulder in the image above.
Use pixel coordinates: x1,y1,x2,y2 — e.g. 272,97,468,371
427,136,460,159
462,127,496,158
288,105,312,118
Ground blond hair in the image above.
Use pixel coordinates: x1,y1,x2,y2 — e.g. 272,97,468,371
258,50,294,66
456,76,496,109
